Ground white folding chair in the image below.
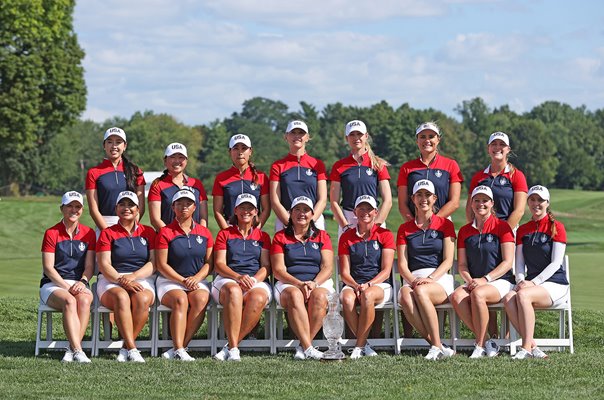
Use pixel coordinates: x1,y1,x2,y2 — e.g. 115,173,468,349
154,301,215,356
35,301,94,356
213,301,272,354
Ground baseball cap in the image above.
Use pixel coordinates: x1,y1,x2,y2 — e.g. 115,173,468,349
290,196,314,211
116,191,139,206
345,120,368,136
286,120,308,134
164,142,188,158
354,195,377,209
415,122,440,136
103,127,127,142
172,188,196,204
471,185,494,200
61,191,84,206
234,193,258,208
229,134,252,149
527,185,550,202
488,131,510,146
412,179,436,195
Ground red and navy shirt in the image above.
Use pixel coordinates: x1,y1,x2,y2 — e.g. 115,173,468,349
86,159,145,216
338,225,395,284
212,166,269,220
269,153,327,210
468,165,528,221
156,220,213,278
397,154,463,216
458,215,514,282
271,229,332,282
40,222,96,287
397,215,456,272
97,223,156,274
148,174,207,225
330,153,391,211
516,218,568,285
215,226,271,277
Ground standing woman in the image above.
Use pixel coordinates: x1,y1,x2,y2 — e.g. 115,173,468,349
212,134,270,230
149,142,208,230
155,188,213,361
397,122,463,222
504,186,569,359
212,193,272,362
397,180,457,360
330,120,392,237
339,195,395,359
86,127,145,231
450,186,515,359
40,192,96,363
271,196,334,360
270,120,328,231
96,191,156,363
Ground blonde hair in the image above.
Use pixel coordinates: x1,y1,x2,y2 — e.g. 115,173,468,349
365,134,390,172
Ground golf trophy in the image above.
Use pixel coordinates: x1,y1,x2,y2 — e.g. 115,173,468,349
321,292,345,360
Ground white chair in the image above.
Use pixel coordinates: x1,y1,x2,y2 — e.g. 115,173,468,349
213,301,273,354
154,302,215,356
35,301,94,356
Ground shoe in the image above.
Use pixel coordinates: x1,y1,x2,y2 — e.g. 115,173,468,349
116,347,128,362
349,347,363,360
293,345,306,361
304,346,324,360
73,350,92,363
61,348,74,363
531,347,549,359
363,343,378,357
485,339,500,357
174,348,195,362
127,348,145,363
162,348,175,360
425,345,444,360
441,344,455,358
214,344,230,361
513,347,533,360
227,347,241,362
470,344,486,359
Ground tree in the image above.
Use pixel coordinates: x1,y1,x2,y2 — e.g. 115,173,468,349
0,0,86,194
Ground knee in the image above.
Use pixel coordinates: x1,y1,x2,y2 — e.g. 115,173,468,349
173,294,189,311
309,290,328,309
470,290,487,305
341,292,356,309
515,290,532,305
359,291,375,308
246,292,267,309
113,291,131,308
503,292,516,309
77,294,92,309
225,285,243,302
413,286,429,302
63,295,78,311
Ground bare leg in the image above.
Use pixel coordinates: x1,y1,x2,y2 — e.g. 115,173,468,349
101,288,136,349
516,286,552,350
450,287,476,336
355,287,384,348
399,286,429,339
307,288,329,341
220,283,243,349
162,290,189,349
413,283,448,348
341,290,360,337
470,286,501,347
237,289,268,342
47,290,88,351
280,288,312,349
130,290,154,339
184,289,209,346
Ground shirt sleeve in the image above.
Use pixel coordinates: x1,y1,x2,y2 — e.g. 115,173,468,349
155,228,170,250
449,159,464,183
511,169,528,193
211,175,223,196
396,164,408,187
270,232,285,254
329,161,341,182
443,219,457,239
498,221,515,243
41,229,57,252
269,162,281,182
320,230,332,250
96,229,112,252
553,221,567,243
84,228,97,251
381,230,396,249
143,226,156,250
259,172,270,195
261,231,272,249
337,233,350,256
85,168,97,190
457,226,469,249
193,179,208,201
377,164,391,181
468,172,481,194
214,229,228,251
396,224,407,245
136,167,146,186
147,180,162,201
315,159,327,181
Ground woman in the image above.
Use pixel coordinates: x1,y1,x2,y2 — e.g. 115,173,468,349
86,127,145,231
40,191,95,363
504,185,569,359
270,120,327,231
271,196,334,360
212,134,270,230
155,188,213,361
96,191,156,363
149,142,208,230
212,193,272,361
450,185,515,358
339,195,395,359
397,122,463,222
397,180,457,360
330,120,392,238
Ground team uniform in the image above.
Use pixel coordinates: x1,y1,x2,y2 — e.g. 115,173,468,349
155,220,214,301
397,215,457,295
148,175,207,226
271,229,335,306
468,165,528,221
212,166,269,221
338,225,395,304
457,215,515,298
40,222,96,304
397,155,463,216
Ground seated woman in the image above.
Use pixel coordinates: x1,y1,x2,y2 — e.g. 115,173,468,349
397,180,456,360
339,195,395,359
40,192,96,363
450,185,515,358
156,188,213,361
271,196,334,360
504,185,569,359
97,191,156,363
212,193,272,362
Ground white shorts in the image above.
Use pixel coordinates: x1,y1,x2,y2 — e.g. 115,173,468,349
156,274,210,302
540,282,570,306
400,267,455,296
96,273,156,302
275,213,325,232
211,275,272,305
274,278,335,307
39,280,93,305
341,282,392,306
481,278,514,299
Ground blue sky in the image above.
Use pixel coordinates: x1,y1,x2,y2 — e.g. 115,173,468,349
74,0,604,125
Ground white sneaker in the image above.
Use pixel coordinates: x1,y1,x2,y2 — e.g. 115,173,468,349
174,348,195,362
162,348,175,360
227,347,241,362
513,347,533,360
214,344,230,361
116,348,128,362
304,346,324,360
363,343,378,357
293,345,306,360
127,348,145,363
73,350,92,363
61,348,74,363
470,344,486,359
441,344,455,358
425,345,444,360
349,347,364,360
485,339,500,357
531,347,548,359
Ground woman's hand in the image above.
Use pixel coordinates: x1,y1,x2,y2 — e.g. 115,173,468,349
466,277,488,292
183,276,201,291
68,281,87,295
237,275,256,291
515,280,535,291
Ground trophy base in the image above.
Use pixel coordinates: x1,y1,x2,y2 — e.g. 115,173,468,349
321,350,346,361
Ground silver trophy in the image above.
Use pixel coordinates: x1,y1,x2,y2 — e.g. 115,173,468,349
321,292,345,360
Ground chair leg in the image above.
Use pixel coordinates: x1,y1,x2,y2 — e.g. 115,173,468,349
35,310,43,356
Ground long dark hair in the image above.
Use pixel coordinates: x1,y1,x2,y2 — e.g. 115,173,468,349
285,218,319,240
121,153,142,192
228,212,260,228
546,207,557,238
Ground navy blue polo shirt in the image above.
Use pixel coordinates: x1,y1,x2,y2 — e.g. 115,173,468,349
468,165,528,220
212,166,269,220
269,153,327,210
271,229,332,281
148,174,207,225
215,226,271,276
97,223,156,274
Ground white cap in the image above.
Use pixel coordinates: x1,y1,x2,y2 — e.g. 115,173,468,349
116,191,139,206
61,191,84,206
172,188,196,204
229,134,252,149
103,127,127,142
488,131,510,146
234,193,257,208
164,142,188,158
471,185,494,200
290,196,314,211
527,185,550,202
286,120,308,134
354,195,377,209
345,120,367,136
412,179,436,195
415,122,440,136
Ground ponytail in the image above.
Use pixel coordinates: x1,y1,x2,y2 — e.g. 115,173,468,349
508,162,516,178
365,134,390,172
248,160,260,186
121,154,141,192
546,207,557,238
151,169,170,190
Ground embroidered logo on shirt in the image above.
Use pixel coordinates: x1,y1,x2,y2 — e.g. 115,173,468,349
540,234,548,243
372,241,379,250
140,237,147,246
250,183,258,191
499,177,507,185
196,236,203,244
306,169,313,176
366,168,373,176
252,240,259,247
430,230,438,239
311,243,319,250
486,234,494,243
78,242,86,252
435,170,443,178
